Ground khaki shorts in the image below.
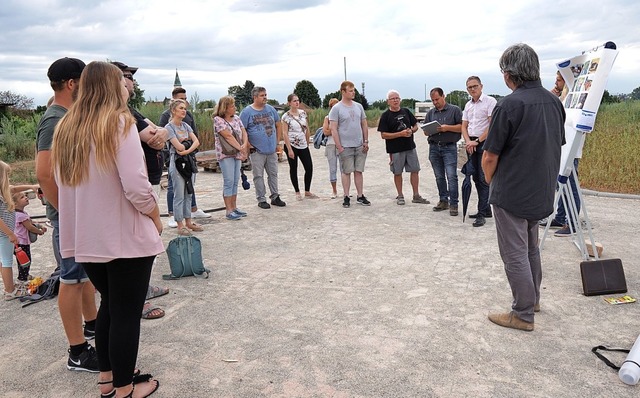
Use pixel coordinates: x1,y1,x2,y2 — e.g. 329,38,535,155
339,146,367,174
390,148,421,175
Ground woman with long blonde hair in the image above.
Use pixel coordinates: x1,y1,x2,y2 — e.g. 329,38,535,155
52,61,163,398
165,99,201,234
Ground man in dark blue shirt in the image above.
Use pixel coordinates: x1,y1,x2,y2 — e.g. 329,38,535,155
482,43,565,332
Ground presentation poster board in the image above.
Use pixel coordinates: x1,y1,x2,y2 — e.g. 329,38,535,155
556,44,618,177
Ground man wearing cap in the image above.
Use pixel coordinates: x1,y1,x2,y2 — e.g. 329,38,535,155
112,61,168,320
112,61,168,195
36,57,99,372
159,87,210,227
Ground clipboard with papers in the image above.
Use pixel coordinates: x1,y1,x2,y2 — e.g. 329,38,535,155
420,121,441,136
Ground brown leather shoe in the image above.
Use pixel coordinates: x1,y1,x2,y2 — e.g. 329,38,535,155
488,312,534,331
534,304,540,312
449,206,458,216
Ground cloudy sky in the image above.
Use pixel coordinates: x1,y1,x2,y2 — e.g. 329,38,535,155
1,0,639,107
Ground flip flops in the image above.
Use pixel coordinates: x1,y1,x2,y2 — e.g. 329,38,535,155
145,285,169,300
141,302,165,320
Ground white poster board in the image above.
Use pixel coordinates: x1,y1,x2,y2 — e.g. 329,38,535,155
556,44,618,177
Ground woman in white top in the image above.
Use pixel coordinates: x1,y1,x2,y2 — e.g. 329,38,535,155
321,98,340,198
281,94,317,200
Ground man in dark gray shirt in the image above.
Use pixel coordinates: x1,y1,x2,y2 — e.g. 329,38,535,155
35,57,99,372
426,88,463,216
482,43,565,332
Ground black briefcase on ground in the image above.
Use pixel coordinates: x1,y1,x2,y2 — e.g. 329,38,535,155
580,258,627,296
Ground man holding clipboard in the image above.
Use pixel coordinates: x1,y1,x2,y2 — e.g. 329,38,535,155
424,88,462,216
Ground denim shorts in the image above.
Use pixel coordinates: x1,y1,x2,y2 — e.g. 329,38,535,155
0,235,13,268
51,220,89,284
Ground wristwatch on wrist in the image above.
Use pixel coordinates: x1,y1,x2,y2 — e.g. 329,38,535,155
364,140,369,143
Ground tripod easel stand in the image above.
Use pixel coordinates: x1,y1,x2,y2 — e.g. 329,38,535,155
540,127,599,261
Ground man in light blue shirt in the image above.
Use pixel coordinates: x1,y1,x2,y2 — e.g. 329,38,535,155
240,87,286,208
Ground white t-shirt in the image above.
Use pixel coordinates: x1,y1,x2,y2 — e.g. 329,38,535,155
282,110,309,149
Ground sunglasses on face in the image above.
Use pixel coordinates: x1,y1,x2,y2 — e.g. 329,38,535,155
123,74,134,81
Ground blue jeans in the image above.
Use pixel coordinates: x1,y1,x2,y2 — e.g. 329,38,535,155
554,158,580,228
167,172,197,213
428,143,459,206
169,163,194,222
325,144,339,183
468,142,491,216
218,157,241,197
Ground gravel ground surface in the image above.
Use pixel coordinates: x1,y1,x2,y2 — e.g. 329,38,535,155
1,128,639,397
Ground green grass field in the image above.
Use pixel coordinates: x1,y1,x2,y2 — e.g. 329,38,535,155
3,101,639,194
580,101,640,194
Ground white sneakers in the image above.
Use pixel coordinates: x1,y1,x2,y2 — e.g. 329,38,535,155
168,209,210,228
167,216,178,228
191,209,211,219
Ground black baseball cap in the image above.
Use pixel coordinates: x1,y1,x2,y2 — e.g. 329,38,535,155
47,57,86,82
111,61,139,75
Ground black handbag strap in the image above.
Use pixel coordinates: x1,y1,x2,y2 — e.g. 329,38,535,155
286,111,307,132
591,345,630,370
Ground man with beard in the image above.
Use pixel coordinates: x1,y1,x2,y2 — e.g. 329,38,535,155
36,57,99,372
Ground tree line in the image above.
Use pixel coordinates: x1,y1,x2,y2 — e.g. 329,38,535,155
1,80,636,116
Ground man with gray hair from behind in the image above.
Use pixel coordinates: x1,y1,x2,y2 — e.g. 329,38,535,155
482,43,565,331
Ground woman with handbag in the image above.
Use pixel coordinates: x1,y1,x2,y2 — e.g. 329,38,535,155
322,98,340,198
282,94,317,200
165,99,202,235
213,96,249,220
51,61,163,398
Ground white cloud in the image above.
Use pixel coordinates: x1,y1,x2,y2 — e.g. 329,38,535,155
1,0,638,107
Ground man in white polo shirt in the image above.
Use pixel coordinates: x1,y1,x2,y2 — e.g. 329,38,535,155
461,76,497,227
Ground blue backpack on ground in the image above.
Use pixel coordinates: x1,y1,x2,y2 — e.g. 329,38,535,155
163,236,210,280
313,127,327,149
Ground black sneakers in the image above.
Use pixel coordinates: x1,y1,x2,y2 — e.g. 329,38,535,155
83,324,95,341
342,196,350,208
270,196,286,207
357,195,371,206
258,201,271,209
67,344,99,373
469,212,492,219
472,215,486,227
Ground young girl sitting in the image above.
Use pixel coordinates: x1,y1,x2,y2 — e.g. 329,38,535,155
0,160,38,300
13,191,47,283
